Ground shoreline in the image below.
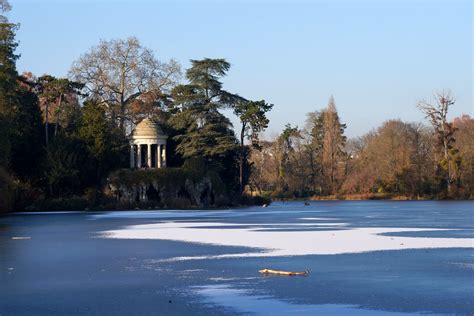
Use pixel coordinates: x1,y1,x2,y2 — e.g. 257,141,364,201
3,199,473,215
270,193,474,201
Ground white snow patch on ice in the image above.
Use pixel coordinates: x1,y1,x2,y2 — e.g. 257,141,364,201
299,217,339,221
100,221,474,261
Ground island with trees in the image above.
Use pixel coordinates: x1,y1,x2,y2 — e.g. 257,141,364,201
0,2,473,213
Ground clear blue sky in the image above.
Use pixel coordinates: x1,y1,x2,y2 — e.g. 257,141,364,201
9,0,473,138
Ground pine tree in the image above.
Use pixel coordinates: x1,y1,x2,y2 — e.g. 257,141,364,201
233,100,273,192
276,124,301,193
170,59,241,160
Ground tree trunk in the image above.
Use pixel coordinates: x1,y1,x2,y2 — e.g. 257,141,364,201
440,123,451,195
45,103,49,146
119,99,125,132
239,123,246,194
444,135,451,194
94,163,103,206
54,93,63,137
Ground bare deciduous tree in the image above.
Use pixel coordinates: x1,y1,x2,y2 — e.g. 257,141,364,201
453,115,474,194
70,37,181,132
417,90,456,194
0,0,11,22
341,120,437,196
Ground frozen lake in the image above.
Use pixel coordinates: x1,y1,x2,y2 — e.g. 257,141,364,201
1,201,473,315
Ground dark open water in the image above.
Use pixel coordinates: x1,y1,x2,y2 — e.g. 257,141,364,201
1,201,473,315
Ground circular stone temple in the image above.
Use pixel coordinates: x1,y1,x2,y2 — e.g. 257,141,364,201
130,118,168,169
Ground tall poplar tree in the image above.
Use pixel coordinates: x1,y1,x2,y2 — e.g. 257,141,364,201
322,96,346,194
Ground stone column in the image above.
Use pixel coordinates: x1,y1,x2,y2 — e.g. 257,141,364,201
162,145,167,168
157,144,162,168
130,145,135,168
137,145,142,168
147,143,152,168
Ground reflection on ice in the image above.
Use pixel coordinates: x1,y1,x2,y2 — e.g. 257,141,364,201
90,207,327,220
90,210,233,219
194,284,420,315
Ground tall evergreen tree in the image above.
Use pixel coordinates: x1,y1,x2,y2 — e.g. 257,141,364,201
170,59,241,160
0,0,18,166
0,1,22,212
276,124,301,193
10,88,44,181
78,101,127,200
45,135,87,196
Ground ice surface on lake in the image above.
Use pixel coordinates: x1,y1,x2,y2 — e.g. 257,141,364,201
101,221,474,260
193,284,423,315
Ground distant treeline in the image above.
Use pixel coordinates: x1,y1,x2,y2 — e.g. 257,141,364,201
249,97,473,200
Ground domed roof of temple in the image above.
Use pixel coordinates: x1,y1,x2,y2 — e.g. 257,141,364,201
132,118,167,139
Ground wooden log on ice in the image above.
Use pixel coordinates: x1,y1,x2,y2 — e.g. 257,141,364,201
258,268,309,276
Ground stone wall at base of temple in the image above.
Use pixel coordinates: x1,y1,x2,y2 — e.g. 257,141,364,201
105,168,229,208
